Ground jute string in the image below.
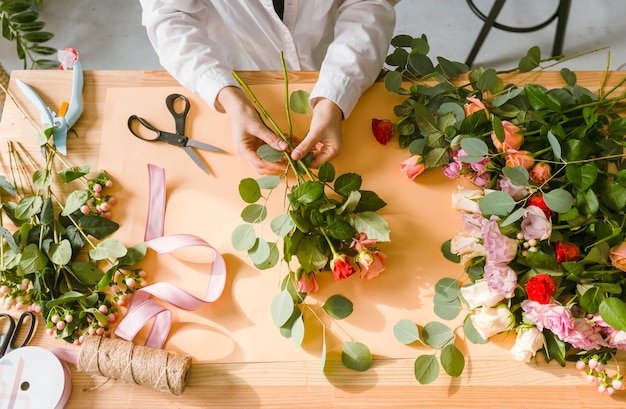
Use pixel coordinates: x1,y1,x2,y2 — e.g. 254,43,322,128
77,335,192,395
0,63,9,108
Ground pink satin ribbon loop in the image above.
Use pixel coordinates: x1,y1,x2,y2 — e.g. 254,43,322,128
114,164,227,348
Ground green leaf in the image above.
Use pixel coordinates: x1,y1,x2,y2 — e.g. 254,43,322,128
70,262,105,286
560,68,577,86
89,238,128,261
40,196,54,225
117,243,147,267
502,166,529,186
45,291,85,309
256,175,281,190
478,191,516,216
341,341,372,372
0,226,19,253
21,30,54,43
322,294,353,320
543,188,574,213
422,321,454,349
48,239,72,266
317,162,335,183
15,196,42,219
78,216,119,239
18,243,47,275
270,213,295,236
291,315,305,347
0,175,17,196
433,296,462,320
270,290,295,327
524,83,561,112
518,46,541,72
440,344,465,377
253,241,279,270
248,237,271,265
238,178,261,203
414,354,439,384
350,211,390,242
546,131,562,161
460,137,488,157
384,70,403,92
434,277,459,301
32,169,51,189
231,223,256,251
566,163,598,191
393,319,420,344
334,173,362,197
599,181,626,212
599,298,626,331
241,204,267,223
56,166,90,183
290,90,312,114
62,190,89,216
543,329,566,366
289,181,324,205
256,144,284,162
476,68,497,92
463,314,487,344
296,235,328,272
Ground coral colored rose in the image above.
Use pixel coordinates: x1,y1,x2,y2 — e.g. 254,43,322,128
554,241,580,263
510,327,544,362
527,193,552,219
464,96,488,117
400,155,426,181
525,274,557,304
609,242,626,272
58,47,79,70
297,272,319,293
521,205,552,241
470,305,514,340
504,149,534,169
491,121,523,152
357,250,387,280
460,280,504,309
330,254,355,282
530,162,551,185
371,119,393,145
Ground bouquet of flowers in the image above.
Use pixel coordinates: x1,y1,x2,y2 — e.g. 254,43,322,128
376,35,626,393
231,55,391,372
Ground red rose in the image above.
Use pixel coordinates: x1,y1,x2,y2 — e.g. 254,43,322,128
371,119,393,145
554,241,580,263
527,193,552,219
330,254,356,282
525,274,557,304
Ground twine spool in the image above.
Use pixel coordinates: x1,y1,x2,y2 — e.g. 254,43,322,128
77,335,192,395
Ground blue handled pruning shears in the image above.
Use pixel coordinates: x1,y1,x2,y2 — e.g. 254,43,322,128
16,60,84,156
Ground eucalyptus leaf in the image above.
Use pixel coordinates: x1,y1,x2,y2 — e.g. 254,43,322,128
322,294,353,320
248,237,271,265
89,238,128,261
543,189,574,214
341,341,372,372
414,354,440,384
15,196,42,220
393,319,420,344
291,315,305,347
231,223,256,251
440,344,465,377
502,166,529,186
422,321,454,349
270,290,295,327
256,144,284,162
290,90,312,114
478,191,516,216
238,178,261,203
270,213,295,236
434,277,459,301
241,204,268,223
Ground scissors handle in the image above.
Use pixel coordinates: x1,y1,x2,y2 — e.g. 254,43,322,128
128,115,189,146
166,93,190,135
0,311,36,356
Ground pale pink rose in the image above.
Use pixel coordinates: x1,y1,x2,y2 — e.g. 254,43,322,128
609,242,626,272
472,171,490,188
483,263,517,299
470,306,514,340
592,314,626,350
460,280,504,309
443,160,461,179
521,205,552,241
450,231,485,266
400,155,426,181
357,250,387,280
562,318,606,350
460,212,484,233
521,300,573,339
470,157,489,172
297,272,319,293
451,186,483,213
482,217,518,265
497,176,530,201
510,327,544,362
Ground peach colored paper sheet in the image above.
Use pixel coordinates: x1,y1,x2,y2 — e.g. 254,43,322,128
99,82,509,363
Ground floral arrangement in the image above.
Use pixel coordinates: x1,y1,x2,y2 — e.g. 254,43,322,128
0,59,146,345
376,35,626,394
231,55,391,372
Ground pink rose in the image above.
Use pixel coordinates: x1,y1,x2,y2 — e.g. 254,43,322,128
297,272,319,293
484,264,517,299
356,250,387,280
492,121,523,152
497,176,529,200
482,217,518,265
562,318,606,350
521,205,552,241
510,327,544,362
609,242,626,272
443,160,461,179
400,155,426,181
521,300,573,339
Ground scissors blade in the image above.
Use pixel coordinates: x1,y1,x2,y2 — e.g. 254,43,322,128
186,139,226,153
182,146,211,175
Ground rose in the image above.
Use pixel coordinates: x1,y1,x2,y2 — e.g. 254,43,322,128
527,193,552,219
460,280,504,309
356,250,387,280
483,263,517,299
525,274,557,304
450,230,485,266
509,327,544,362
482,217,518,265
497,176,529,201
521,300,573,339
521,205,552,241
330,254,356,282
464,96,488,117
297,272,319,293
470,305,514,340
529,162,551,185
491,120,523,152
451,186,483,213
554,241,580,263
562,318,606,351
609,242,626,272
504,149,534,169
400,155,425,181
371,119,393,145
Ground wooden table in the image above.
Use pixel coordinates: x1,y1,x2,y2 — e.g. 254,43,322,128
1,69,626,408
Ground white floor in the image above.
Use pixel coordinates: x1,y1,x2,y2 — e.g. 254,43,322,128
1,1,626,73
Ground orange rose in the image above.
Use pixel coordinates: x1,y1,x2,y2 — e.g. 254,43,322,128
464,96,488,117
492,121,523,152
609,242,626,272
504,149,534,170
530,162,552,184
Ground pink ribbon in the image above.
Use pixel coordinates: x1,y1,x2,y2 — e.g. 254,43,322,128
114,164,227,348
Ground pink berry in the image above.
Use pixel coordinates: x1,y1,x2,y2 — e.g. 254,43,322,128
576,361,586,371
65,314,73,323
93,192,101,199
139,270,147,278
588,359,598,370
95,327,105,336
103,212,112,219
80,205,90,215
607,387,616,396
100,202,110,212
126,278,136,289
596,364,605,372
107,313,116,323
51,315,59,324
56,321,65,330
88,327,96,335
93,183,102,193
98,305,108,314
46,328,55,336
105,180,113,188
108,197,117,205
613,379,623,390
598,385,606,393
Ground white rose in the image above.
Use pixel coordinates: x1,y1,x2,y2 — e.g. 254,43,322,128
470,306,514,340
460,280,504,309
450,231,485,266
509,327,544,362
451,186,483,213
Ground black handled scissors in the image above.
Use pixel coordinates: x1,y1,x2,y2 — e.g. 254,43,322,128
0,311,36,357
128,93,225,175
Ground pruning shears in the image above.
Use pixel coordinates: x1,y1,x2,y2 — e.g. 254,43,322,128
16,60,84,156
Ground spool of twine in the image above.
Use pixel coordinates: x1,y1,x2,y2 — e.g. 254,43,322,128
0,62,9,108
77,335,192,395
